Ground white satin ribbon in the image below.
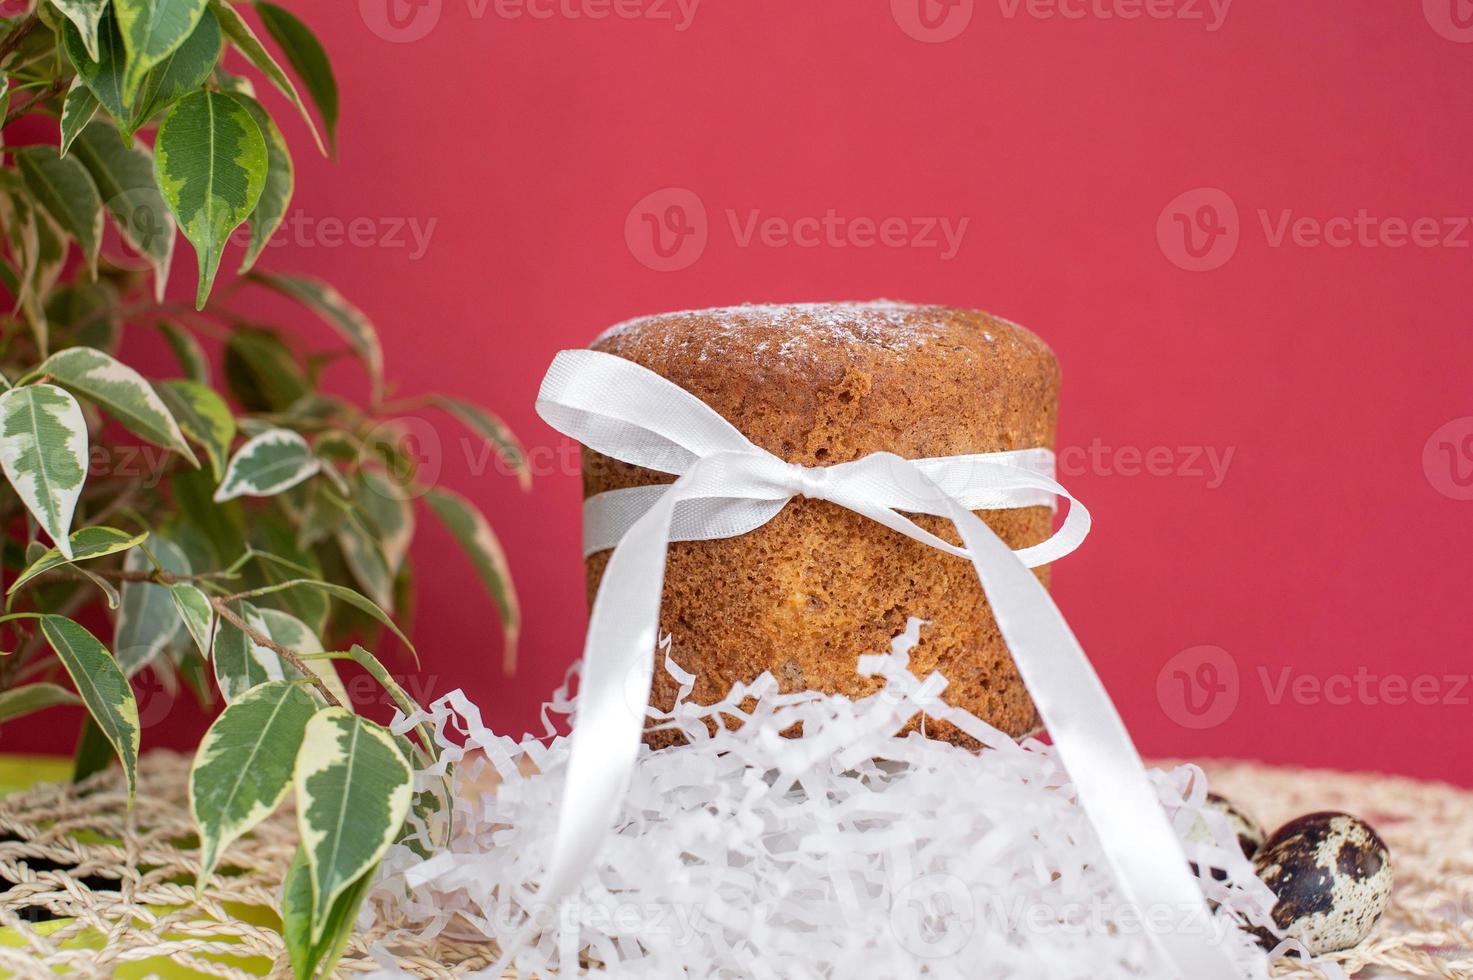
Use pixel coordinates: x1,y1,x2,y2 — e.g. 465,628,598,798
533,348,1241,978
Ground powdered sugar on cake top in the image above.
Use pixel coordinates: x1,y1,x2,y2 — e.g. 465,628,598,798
592,302,1005,364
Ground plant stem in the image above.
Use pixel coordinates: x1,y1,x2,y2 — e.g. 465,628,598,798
2,77,67,129
0,15,38,65
209,599,342,707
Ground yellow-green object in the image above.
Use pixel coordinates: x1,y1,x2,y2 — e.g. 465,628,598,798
0,754,276,977
0,755,70,797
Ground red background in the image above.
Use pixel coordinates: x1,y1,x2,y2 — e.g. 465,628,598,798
17,0,1473,785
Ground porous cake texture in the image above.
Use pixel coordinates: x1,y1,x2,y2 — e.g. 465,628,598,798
584,302,1060,745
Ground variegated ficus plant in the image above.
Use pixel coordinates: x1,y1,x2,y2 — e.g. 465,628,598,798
0,1,522,975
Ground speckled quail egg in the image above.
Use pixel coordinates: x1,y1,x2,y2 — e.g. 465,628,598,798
1253,811,1392,954
1186,793,1267,882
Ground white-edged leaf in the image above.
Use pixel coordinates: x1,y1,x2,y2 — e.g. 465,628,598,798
49,0,108,61
355,468,413,575
281,846,375,980
0,384,88,559
60,7,128,128
169,582,214,656
158,378,234,480
211,599,303,701
72,121,177,302
210,0,325,155
40,346,198,464
8,526,149,597
130,5,222,127
154,90,267,308
249,273,382,402
294,708,411,943
0,682,80,723
59,77,100,156
39,614,139,802
113,0,209,104
15,145,104,278
431,395,530,491
425,487,519,673
115,537,192,676
235,95,291,273
190,679,317,885
214,428,318,501
255,606,347,706
240,578,416,665
335,511,394,613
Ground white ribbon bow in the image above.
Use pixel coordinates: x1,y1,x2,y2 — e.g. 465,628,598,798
533,348,1240,978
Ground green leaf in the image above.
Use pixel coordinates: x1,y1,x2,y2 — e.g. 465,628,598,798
154,90,267,308
223,326,309,411
215,428,319,501
281,846,376,980
8,526,149,598
0,682,80,724
0,384,88,559
253,1,336,155
335,512,394,614
61,7,129,126
169,581,214,656
425,487,519,673
190,679,318,885
39,615,140,802
130,5,221,127
249,274,381,402
211,599,303,701
211,0,324,156
0,174,46,352
49,0,109,61
431,395,531,491
59,77,100,156
73,714,117,784
240,579,417,666
115,537,192,675
294,708,411,943
113,0,209,104
40,346,198,464
355,468,413,574
15,145,104,278
236,95,292,273
48,281,122,353
72,121,177,302
158,321,210,382
256,606,348,706
158,378,235,480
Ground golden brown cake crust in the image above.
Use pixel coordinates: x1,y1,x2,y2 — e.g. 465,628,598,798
583,302,1061,746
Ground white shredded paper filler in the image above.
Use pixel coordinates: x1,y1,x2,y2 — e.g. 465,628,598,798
362,620,1343,979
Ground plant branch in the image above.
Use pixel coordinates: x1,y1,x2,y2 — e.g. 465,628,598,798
3,77,67,129
209,598,342,707
0,15,38,65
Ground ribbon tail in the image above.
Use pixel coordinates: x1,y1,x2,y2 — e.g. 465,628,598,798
945,499,1243,980
539,485,680,905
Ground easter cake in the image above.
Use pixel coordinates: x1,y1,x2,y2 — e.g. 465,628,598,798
584,302,1060,745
